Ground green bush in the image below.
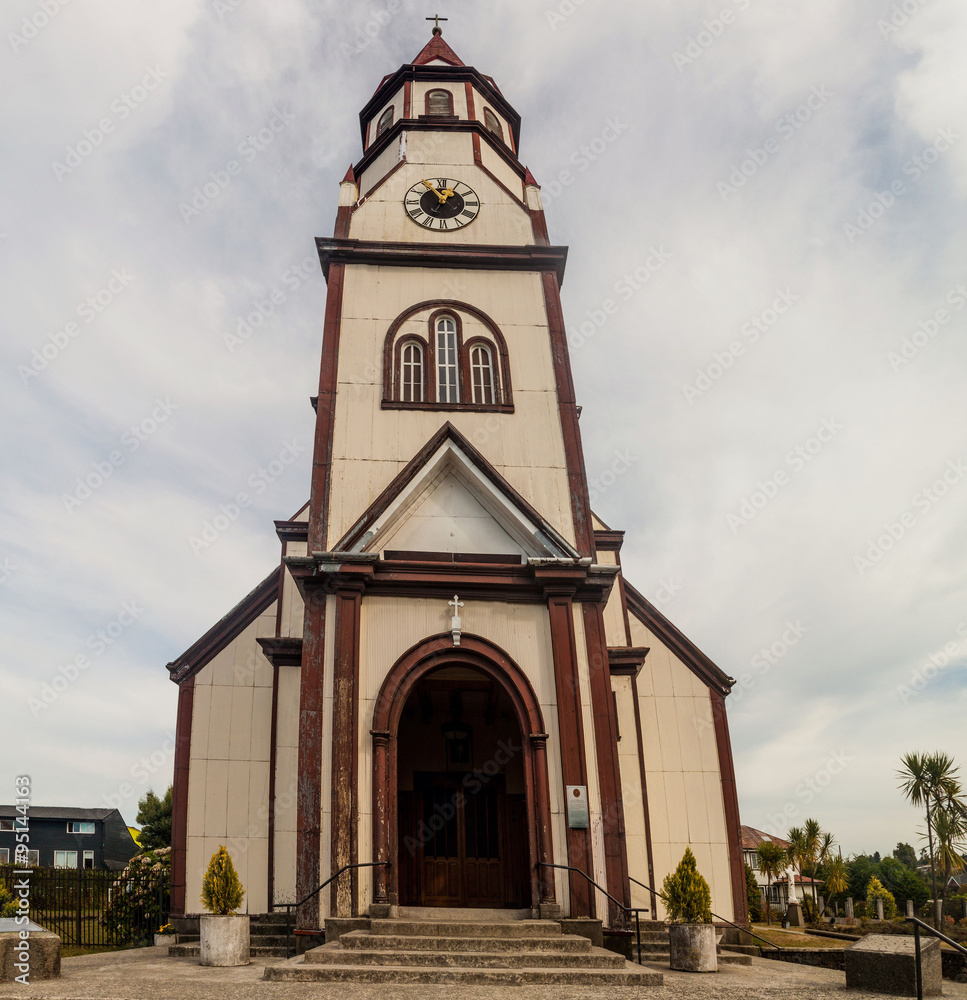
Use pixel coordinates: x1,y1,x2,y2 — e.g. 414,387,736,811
200,847,244,915
662,847,712,924
103,847,171,944
745,864,762,922
0,880,19,918
865,875,898,920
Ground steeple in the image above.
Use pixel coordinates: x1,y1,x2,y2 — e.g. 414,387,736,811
412,26,464,67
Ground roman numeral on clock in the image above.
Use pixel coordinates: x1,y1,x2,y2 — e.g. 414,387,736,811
460,210,475,219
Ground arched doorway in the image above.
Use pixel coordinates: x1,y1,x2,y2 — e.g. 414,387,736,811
370,635,556,912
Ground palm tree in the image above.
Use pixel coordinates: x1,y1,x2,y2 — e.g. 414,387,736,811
933,805,967,909
787,827,811,917
756,840,787,925
898,751,962,922
816,830,837,917
803,818,823,914
822,853,849,913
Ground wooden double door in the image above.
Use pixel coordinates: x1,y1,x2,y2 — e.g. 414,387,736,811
399,773,528,908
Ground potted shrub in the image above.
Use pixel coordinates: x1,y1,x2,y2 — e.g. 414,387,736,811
154,923,176,947
662,847,717,972
198,846,249,967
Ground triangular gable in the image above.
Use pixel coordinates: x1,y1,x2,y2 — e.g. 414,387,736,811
412,33,465,67
167,567,280,684
335,422,579,560
623,578,734,697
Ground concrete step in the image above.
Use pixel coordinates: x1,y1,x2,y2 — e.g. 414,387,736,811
339,931,591,954
263,962,662,986
168,943,289,959
368,918,561,938
305,945,625,970
718,952,753,966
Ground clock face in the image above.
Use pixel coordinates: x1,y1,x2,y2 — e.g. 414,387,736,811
404,178,480,231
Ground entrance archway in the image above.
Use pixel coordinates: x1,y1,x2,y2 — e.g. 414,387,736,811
370,634,555,911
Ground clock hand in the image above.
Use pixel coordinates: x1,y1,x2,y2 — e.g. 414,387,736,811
421,179,447,204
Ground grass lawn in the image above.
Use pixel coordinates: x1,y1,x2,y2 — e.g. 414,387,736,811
751,925,852,950
61,944,143,958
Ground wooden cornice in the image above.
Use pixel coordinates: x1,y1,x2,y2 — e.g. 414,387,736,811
607,646,650,676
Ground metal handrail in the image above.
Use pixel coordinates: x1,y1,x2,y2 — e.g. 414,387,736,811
272,861,388,958
907,915,967,1000
538,861,649,965
628,873,786,954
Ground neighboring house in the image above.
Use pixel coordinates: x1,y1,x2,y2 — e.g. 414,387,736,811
0,807,139,871
741,825,821,907
947,872,967,893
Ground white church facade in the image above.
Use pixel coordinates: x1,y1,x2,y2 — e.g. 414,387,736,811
167,27,748,934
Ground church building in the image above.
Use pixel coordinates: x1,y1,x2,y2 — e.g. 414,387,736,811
167,25,747,935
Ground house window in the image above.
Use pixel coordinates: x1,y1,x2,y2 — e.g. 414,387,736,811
483,108,503,142
24,850,39,867
0,820,13,831
83,851,95,869
436,316,459,403
55,851,78,869
400,340,424,402
426,89,453,116
469,343,495,404
68,821,95,834
0,848,8,864
376,106,394,137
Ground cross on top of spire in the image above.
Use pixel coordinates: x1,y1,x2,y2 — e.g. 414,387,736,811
426,14,448,35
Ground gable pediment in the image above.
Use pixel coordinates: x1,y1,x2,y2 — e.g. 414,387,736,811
336,423,578,561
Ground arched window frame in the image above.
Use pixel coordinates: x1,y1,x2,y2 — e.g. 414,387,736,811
483,108,504,143
382,301,514,413
432,311,462,404
376,105,395,137
395,336,427,403
465,338,498,405
425,88,454,117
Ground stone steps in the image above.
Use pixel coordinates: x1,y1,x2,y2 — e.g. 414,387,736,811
262,914,662,986
170,943,290,958
306,945,626,969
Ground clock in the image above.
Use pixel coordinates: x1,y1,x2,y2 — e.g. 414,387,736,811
404,178,480,231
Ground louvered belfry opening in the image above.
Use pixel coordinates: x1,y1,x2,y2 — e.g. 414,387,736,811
426,88,453,116
484,108,503,142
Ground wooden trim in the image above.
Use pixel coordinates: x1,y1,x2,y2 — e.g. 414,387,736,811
330,588,362,916
370,633,553,911
275,520,308,544
541,271,594,556
464,81,475,120
711,690,748,924
582,602,631,927
464,336,500,406
295,590,326,929
267,658,279,908
381,299,514,410
630,673,658,915
333,420,578,560
616,570,634,648
167,569,280,683
546,595,594,917
308,262,346,552
170,676,194,916
607,646,649,676
318,238,567,286
382,400,514,414
257,636,304,667
593,530,625,552
623,580,734,696
403,78,412,119
393,334,429,404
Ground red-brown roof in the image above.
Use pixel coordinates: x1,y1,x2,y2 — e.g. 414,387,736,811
740,825,792,850
412,31,464,67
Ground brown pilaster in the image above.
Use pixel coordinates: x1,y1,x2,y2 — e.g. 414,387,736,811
582,601,631,927
711,690,749,924
330,586,363,916
295,588,326,929
371,730,391,906
546,592,594,917
529,733,555,905
630,673,658,915
170,676,194,916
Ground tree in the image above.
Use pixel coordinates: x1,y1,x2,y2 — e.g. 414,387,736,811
897,751,961,924
893,842,918,869
787,827,812,917
933,805,967,907
745,863,762,922
848,855,879,901
865,875,897,920
822,854,849,907
756,841,787,925
136,786,173,850
200,846,245,915
803,819,823,913
878,856,930,908
662,847,712,923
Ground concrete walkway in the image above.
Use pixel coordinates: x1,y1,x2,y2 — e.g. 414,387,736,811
1,945,966,999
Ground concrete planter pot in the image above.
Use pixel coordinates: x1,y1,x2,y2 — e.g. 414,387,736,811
153,933,176,948
668,923,718,973
199,914,250,967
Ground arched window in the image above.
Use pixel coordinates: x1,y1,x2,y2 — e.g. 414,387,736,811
376,106,394,137
483,108,503,143
469,344,495,405
426,89,453,116
400,340,423,402
435,315,459,403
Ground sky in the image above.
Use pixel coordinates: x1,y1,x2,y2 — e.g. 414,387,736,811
1,0,965,863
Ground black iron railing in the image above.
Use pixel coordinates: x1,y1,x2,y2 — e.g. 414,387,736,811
537,861,650,964
907,915,967,1000
271,861,388,958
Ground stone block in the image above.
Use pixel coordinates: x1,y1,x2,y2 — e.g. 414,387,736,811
559,918,603,948
324,917,370,944
786,901,805,927
0,929,61,981
844,933,941,997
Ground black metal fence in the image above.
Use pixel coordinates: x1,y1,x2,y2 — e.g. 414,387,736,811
1,865,169,948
